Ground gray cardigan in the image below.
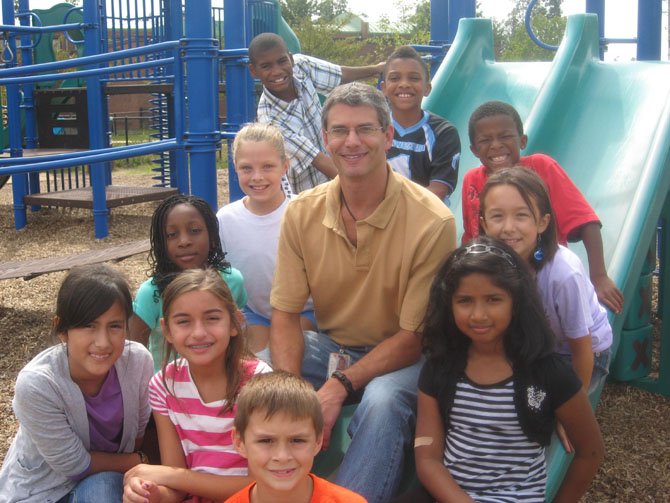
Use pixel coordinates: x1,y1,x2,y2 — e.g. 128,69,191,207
0,340,153,503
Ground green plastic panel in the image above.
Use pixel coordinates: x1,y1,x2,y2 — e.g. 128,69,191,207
424,14,670,501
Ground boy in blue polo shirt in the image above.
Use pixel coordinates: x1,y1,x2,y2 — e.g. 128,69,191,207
382,46,461,205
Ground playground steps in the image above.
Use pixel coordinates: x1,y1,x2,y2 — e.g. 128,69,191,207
0,239,150,281
23,185,178,209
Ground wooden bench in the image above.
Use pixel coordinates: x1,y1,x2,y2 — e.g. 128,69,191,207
0,239,150,281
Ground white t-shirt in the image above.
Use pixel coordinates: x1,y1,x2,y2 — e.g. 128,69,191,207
217,196,312,319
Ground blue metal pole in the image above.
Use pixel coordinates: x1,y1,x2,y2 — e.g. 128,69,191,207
183,0,219,209
17,0,41,211
430,0,449,46
166,0,185,190
224,0,249,203
0,22,89,34
429,0,475,77
173,41,188,193
244,0,257,128
637,0,661,61
446,0,475,44
585,0,605,60
3,0,28,230
83,0,110,239
17,0,35,149
0,139,178,169
0,140,179,175
0,57,175,85
0,40,180,78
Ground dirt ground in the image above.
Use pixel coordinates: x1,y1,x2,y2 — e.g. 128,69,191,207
1,167,669,500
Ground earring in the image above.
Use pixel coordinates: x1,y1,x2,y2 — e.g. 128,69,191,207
533,235,544,262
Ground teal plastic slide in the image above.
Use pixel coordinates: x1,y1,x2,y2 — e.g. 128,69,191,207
424,14,670,499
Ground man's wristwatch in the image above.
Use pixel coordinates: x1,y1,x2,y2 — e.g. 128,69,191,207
331,370,355,397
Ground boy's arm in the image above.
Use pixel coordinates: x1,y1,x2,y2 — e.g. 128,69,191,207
340,62,385,84
579,222,624,314
428,181,451,201
311,152,338,179
427,121,461,202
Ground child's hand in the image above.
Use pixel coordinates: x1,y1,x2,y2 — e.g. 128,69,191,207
592,274,624,314
123,476,160,503
556,421,574,454
125,463,174,488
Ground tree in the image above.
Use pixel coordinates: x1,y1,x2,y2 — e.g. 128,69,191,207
494,0,566,61
280,0,318,26
317,0,347,21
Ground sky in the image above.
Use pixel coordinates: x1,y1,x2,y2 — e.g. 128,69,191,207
19,0,669,60
347,0,668,61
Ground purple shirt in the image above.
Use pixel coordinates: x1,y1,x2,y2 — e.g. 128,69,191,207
72,366,124,481
536,246,612,354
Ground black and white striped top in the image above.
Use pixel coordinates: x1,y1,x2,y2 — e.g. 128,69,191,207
444,377,546,502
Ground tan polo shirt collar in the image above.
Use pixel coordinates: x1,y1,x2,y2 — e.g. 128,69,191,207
323,164,402,231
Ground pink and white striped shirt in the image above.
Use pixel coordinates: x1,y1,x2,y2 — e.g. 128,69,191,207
149,358,271,476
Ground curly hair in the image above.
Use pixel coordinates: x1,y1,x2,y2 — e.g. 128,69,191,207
148,194,230,293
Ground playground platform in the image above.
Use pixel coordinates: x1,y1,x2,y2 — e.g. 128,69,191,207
23,184,177,209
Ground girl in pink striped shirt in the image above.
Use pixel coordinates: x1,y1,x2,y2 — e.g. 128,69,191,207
123,268,271,502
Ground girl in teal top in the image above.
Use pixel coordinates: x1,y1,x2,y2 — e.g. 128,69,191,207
129,195,247,371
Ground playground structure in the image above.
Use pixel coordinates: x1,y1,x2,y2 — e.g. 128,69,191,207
0,0,669,498
0,0,301,239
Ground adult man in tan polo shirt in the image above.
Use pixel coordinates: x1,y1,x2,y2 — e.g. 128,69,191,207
269,82,456,503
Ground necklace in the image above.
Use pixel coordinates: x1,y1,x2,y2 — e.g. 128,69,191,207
340,191,359,222
340,169,390,223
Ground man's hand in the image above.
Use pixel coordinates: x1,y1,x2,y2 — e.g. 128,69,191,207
317,377,348,450
591,273,624,315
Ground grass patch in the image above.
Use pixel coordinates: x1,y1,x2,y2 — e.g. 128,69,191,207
110,133,230,176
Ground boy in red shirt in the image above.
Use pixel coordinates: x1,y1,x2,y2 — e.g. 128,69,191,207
462,100,623,314
227,371,366,503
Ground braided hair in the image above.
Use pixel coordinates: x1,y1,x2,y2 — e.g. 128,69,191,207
148,194,230,293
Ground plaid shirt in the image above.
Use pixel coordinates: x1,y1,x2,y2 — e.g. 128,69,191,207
257,54,341,193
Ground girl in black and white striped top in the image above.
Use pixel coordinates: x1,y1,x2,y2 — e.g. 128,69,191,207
413,237,603,503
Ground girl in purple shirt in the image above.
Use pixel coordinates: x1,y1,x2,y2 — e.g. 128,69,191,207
0,264,153,502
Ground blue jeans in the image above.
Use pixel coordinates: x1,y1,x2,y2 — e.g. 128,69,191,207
57,471,123,502
300,331,422,503
558,348,611,396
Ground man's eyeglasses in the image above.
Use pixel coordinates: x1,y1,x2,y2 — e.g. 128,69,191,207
325,125,385,140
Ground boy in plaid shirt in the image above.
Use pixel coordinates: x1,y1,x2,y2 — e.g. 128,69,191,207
249,33,384,193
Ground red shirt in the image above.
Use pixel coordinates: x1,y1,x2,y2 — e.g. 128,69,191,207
224,473,367,503
461,153,600,245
